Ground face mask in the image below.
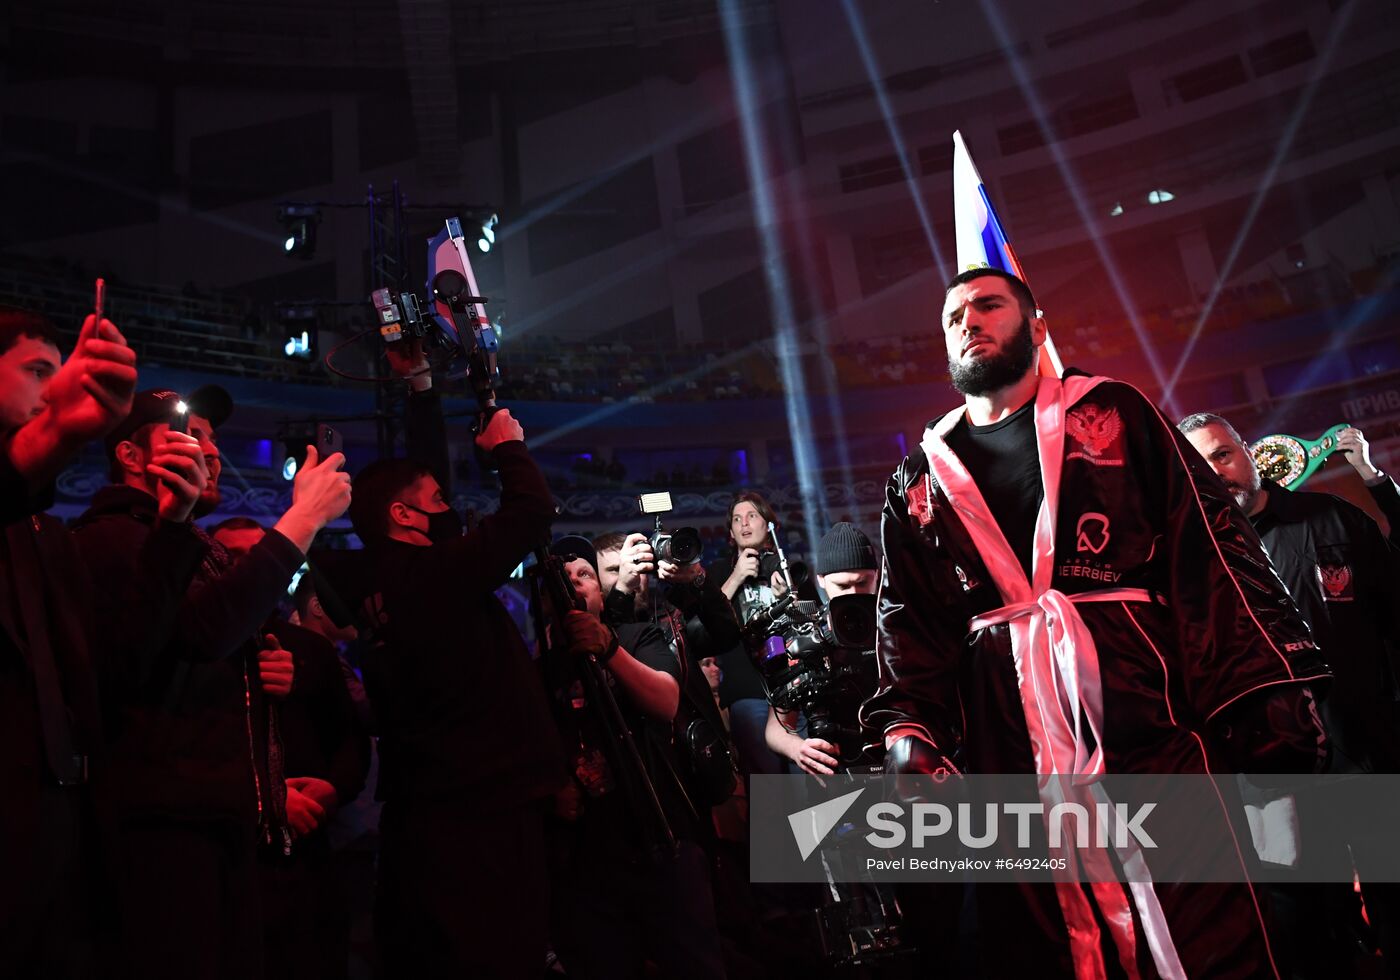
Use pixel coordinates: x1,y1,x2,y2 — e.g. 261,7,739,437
403,503,463,544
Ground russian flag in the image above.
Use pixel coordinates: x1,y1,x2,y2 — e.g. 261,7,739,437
952,130,1062,376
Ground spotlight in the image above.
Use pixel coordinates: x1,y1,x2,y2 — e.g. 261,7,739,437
1146,189,1175,205
284,331,312,358
1109,202,1124,217
276,304,318,361
277,205,321,259
477,213,498,253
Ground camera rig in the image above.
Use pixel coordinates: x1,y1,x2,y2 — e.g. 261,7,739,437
741,592,877,762
369,217,500,418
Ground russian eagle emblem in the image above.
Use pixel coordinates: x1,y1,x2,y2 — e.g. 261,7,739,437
1066,404,1123,458
1317,563,1352,599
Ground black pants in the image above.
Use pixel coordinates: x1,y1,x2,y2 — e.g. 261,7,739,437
260,834,348,980
375,799,550,980
552,838,727,980
0,783,97,980
115,817,263,980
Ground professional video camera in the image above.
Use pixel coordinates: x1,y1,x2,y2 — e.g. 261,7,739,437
741,592,877,755
756,549,810,591
637,491,703,566
741,532,908,970
368,217,500,413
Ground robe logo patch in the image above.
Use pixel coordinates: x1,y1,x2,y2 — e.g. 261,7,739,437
1066,404,1125,467
1075,513,1112,555
1316,562,1354,602
905,473,937,527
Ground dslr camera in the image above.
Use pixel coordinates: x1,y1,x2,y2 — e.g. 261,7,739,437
637,492,703,566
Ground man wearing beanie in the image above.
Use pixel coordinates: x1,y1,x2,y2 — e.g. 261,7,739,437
763,522,878,776
814,522,878,594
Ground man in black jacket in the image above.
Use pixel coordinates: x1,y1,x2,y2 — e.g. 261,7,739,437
1183,411,1400,973
337,408,565,980
213,518,370,980
71,387,352,980
1,308,209,978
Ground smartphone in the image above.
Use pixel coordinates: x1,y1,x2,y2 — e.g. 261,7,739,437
316,423,344,459
93,278,105,325
169,399,189,434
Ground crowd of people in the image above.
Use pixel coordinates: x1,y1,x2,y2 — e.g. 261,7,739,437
3,262,1398,980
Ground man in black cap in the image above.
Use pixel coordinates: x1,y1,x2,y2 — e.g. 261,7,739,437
71,386,352,980
1,309,211,978
543,536,727,980
764,522,878,775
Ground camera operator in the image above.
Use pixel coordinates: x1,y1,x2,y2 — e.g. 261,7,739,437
764,523,878,776
598,529,739,644
595,527,741,824
1,309,210,978
72,386,350,980
545,540,727,980
337,408,566,980
709,491,817,779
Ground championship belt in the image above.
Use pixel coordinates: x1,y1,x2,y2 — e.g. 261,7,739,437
1251,423,1348,489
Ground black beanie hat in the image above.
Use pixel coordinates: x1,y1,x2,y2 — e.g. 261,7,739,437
815,522,876,575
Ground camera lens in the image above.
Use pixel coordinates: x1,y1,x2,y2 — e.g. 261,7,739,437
669,527,703,565
433,269,467,300
827,594,877,648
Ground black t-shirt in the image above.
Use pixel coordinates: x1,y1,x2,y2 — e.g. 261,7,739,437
944,397,1042,580
706,553,821,707
565,622,698,853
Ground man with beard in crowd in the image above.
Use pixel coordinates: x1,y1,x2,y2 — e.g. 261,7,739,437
1182,411,1400,976
71,387,351,980
0,309,210,978
865,268,1330,978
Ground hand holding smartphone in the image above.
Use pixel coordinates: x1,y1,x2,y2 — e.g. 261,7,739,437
316,423,343,459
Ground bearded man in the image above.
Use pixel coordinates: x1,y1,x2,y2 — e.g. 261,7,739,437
863,268,1330,979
